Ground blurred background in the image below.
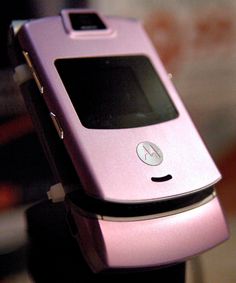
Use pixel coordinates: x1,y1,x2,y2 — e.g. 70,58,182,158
0,0,235,282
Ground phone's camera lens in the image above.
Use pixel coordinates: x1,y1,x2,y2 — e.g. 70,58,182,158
69,13,107,31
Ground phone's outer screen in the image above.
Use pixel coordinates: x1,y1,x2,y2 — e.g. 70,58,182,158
55,55,178,129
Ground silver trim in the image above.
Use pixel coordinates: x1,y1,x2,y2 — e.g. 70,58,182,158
22,51,44,94
100,191,216,222
50,112,64,139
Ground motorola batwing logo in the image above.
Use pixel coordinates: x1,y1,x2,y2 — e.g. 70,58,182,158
136,141,163,166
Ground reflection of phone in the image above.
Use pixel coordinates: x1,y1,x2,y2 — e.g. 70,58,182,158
11,9,228,272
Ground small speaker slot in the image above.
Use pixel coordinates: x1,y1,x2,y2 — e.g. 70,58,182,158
151,175,172,182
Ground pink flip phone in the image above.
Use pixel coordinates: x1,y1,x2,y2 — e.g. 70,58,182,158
13,9,229,272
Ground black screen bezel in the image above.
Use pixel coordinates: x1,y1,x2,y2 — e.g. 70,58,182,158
55,55,179,129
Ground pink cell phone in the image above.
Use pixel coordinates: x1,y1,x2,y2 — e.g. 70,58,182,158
12,9,229,273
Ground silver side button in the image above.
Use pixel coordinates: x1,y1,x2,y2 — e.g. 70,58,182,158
50,112,64,139
22,51,44,94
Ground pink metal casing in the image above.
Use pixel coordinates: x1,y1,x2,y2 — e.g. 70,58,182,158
16,9,229,272
17,9,221,203
68,195,228,272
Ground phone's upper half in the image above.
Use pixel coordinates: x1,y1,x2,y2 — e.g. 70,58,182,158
17,9,221,203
